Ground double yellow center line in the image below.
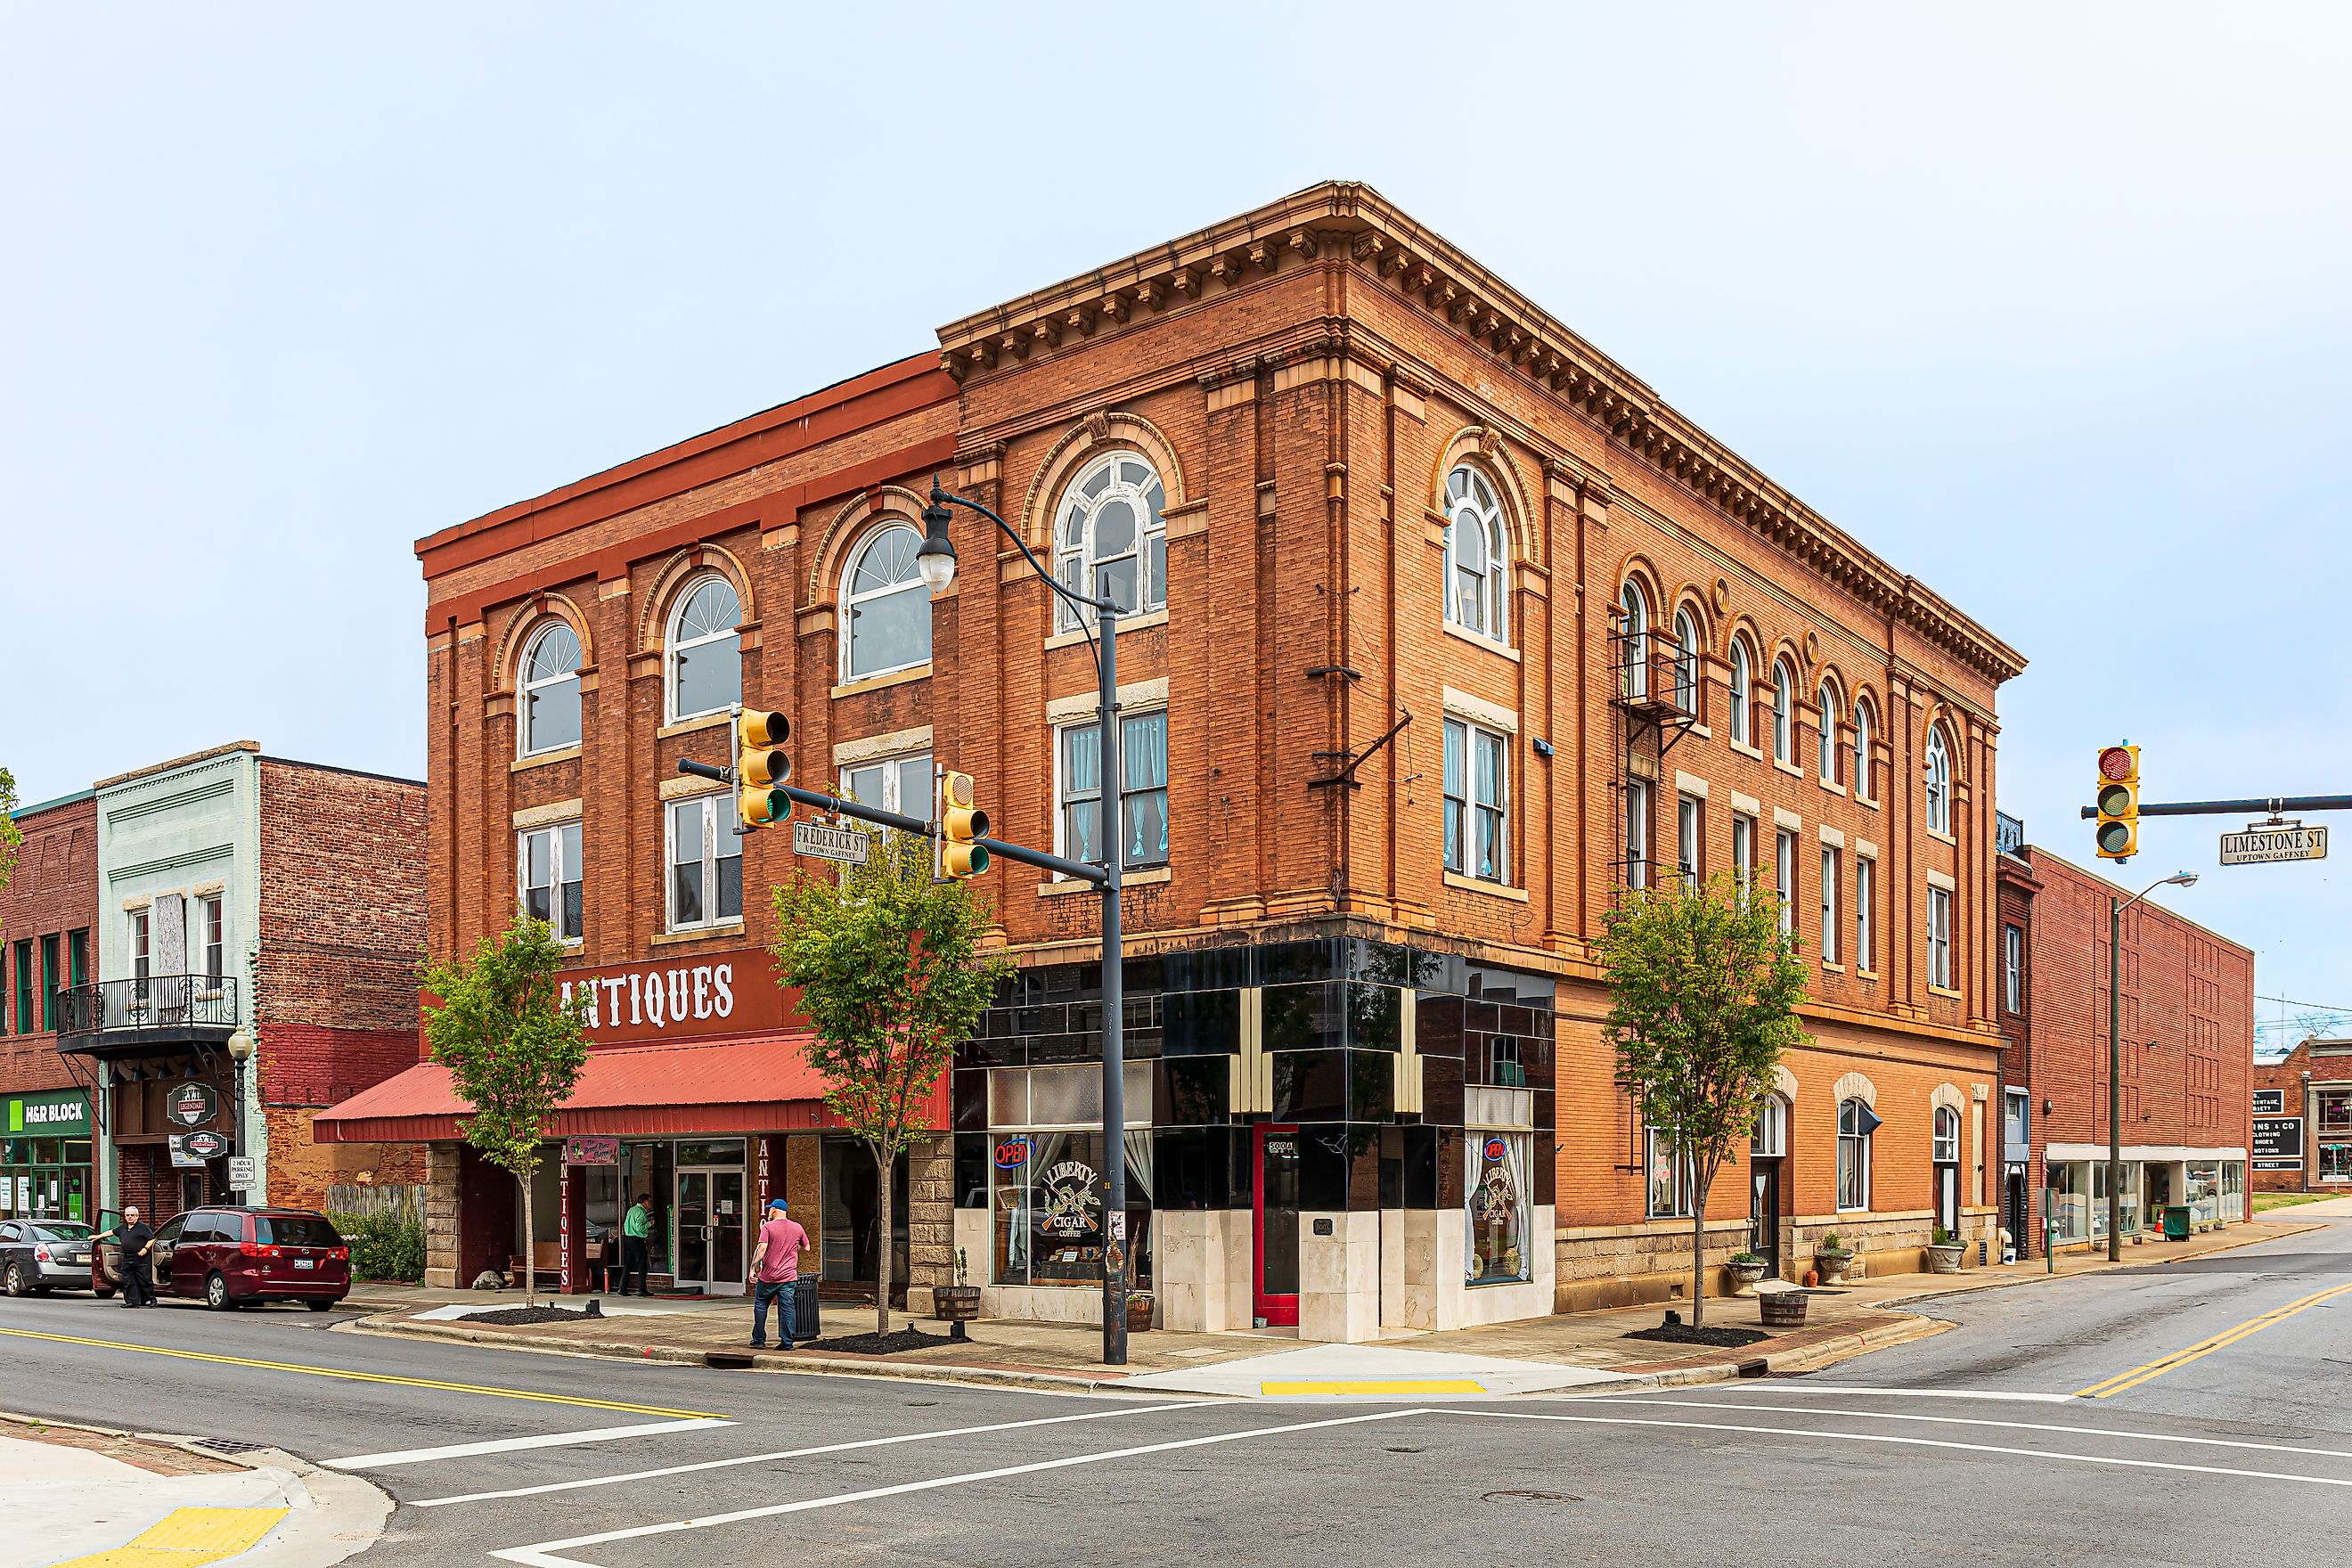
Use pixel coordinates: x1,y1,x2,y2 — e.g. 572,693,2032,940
2077,1279,2352,1399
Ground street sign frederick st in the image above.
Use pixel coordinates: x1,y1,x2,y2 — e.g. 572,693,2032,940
792,821,870,865
2219,824,2328,865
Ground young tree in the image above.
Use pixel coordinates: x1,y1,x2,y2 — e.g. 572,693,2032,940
0,765,22,908
772,823,1010,1335
1599,870,1810,1327
420,914,589,1308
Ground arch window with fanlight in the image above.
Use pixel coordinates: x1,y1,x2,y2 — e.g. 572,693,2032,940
519,622,582,756
1052,453,1166,632
1925,724,1953,834
666,576,742,722
1442,466,1508,643
1673,608,1702,715
1817,679,1842,785
1852,697,1874,801
1772,657,1798,766
841,523,934,681
1728,638,1754,747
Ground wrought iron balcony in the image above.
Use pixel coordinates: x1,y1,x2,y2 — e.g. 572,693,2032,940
55,975,240,1050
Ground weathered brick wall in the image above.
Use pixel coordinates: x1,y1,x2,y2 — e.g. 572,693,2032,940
0,793,96,1096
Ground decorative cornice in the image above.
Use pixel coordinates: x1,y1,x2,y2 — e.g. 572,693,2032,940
934,180,2025,687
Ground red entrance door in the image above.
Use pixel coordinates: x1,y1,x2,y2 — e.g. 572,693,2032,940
1253,1124,1302,1327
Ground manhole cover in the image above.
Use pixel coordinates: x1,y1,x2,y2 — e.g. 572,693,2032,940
1482,1490,1580,1504
194,1439,272,1454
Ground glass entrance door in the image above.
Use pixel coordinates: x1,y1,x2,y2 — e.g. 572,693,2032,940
1253,1124,1300,1327
672,1169,747,1296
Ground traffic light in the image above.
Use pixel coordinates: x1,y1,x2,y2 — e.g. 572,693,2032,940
2095,744,2139,861
939,770,990,879
737,708,791,829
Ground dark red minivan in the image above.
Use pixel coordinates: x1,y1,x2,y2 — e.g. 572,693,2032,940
149,1206,351,1311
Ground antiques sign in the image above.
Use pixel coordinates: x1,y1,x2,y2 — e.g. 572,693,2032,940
555,948,803,1047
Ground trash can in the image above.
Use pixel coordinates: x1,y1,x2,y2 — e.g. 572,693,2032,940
792,1277,821,1344
2161,1205,2192,1241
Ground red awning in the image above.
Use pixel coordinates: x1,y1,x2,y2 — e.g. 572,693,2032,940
313,1034,838,1143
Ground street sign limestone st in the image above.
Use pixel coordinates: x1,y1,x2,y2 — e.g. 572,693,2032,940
792,820,871,865
2219,824,2327,865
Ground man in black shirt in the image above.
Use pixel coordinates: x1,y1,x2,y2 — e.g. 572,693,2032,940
96,1206,157,1308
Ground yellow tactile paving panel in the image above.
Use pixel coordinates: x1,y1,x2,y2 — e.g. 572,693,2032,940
44,1505,288,1566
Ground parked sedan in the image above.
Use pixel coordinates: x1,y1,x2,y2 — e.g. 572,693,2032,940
0,1219,100,1296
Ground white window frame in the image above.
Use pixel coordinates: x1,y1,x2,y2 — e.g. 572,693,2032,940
1624,778,1651,890
2003,922,2023,1013
666,794,743,933
1676,794,1702,888
1855,855,1876,972
1752,1095,1788,1157
1852,699,1874,801
130,911,151,991
1731,813,1755,907
1442,466,1509,645
2004,1088,2030,1147
518,820,584,944
666,574,742,723
840,523,935,682
1620,582,1649,698
1645,1124,1694,1219
1836,1098,1874,1212
199,894,225,983
1443,716,1510,884
1932,1105,1961,1164
840,749,933,816
1927,885,1954,990
1673,608,1701,715
1728,640,1753,747
1054,453,1168,633
1925,726,1953,834
1054,708,1171,875
518,622,583,758
1772,657,1797,766
1775,828,1797,937
1820,845,1842,964
1817,681,1842,784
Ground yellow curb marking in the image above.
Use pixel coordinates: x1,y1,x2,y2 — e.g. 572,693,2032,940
0,1327,725,1421
2075,1279,2352,1399
1260,1379,1485,1396
45,1505,288,1566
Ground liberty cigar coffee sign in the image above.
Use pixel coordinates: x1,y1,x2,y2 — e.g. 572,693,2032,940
554,947,802,1047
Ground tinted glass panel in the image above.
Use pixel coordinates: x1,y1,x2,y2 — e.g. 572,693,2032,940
256,1216,341,1248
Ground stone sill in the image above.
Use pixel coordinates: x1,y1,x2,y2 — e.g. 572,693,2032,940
512,746,580,773
1039,866,1170,897
832,664,932,699
657,711,731,739
1444,870,1529,902
1441,620,1519,662
652,923,746,946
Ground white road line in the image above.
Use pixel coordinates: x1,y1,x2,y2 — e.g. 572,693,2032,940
489,1408,1428,1567
326,1417,732,1470
1603,1384,2079,1404
1450,1409,2352,1489
1589,1399,2352,1464
421,1401,1218,1507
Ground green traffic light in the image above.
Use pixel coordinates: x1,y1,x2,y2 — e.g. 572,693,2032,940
2097,821,2133,854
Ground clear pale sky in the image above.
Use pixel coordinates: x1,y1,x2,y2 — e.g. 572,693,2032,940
4,4,2346,1041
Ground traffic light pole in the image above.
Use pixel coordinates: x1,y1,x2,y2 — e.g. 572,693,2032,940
2078,794,2352,820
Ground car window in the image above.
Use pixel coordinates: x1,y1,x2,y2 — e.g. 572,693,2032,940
0,1223,20,1244
151,1218,184,1245
257,1215,341,1248
178,1214,215,1243
30,1223,91,1243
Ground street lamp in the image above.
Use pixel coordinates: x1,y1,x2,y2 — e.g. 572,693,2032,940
2108,872,2196,1260
920,478,1134,1366
226,1026,255,1204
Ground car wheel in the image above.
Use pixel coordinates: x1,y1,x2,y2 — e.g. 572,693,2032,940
204,1271,233,1311
306,1299,335,1312
3,1262,27,1297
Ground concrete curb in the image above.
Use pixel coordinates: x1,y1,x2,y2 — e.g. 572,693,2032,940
1582,1312,1952,1393
1867,1219,2326,1312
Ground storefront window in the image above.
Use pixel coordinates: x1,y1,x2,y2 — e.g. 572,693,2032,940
2050,1162,2091,1243
2187,1161,2220,1226
988,1064,1152,1289
1467,1131,1531,1284
2220,1162,2246,1221
1645,1126,1692,1219
2323,1143,2352,1184
2088,1163,2142,1237
2318,1091,2352,1135
0,1112,91,1220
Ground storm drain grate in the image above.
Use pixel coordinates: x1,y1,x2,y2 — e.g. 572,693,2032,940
192,1438,273,1455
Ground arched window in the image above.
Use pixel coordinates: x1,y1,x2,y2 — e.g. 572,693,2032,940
1925,724,1952,834
1674,608,1702,715
667,576,741,722
1836,1097,1879,1211
1932,1105,1961,1164
1443,466,1508,642
1054,453,1166,632
1728,639,1753,747
842,523,933,681
1621,581,1650,698
1817,679,1842,785
519,622,582,756
1852,697,1874,801
1772,657,1797,766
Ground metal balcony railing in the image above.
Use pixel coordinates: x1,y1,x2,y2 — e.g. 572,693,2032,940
1996,811,2026,859
55,975,241,1040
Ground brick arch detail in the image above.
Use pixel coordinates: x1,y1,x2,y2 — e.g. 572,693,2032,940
1430,427,1538,568
805,486,931,608
491,592,595,694
1832,1070,1877,1108
1920,701,1968,786
1669,590,1716,657
1931,1082,1966,1115
1017,410,1188,553
639,543,755,656
1771,1063,1801,1100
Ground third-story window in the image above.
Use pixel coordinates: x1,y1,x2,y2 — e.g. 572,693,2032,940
1731,813,1755,906
1925,725,1952,834
519,622,583,756
1673,608,1702,715
1443,466,1508,643
1820,845,1842,963
841,750,933,816
667,796,743,931
668,576,742,720
1855,856,1876,971
129,911,151,994
1055,453,1166,631
1852,698,1874,801
1927,885,1954,989
1772,657,1797,766
1619,581,1650,698
1677,794,1702,888
1728,639,1753,747
1443,718,1509,883
519,821,584,943
11,942,29,1034
842,524,933,680
2004,922,2024,1012
1060,711,1170,872
200,895,224,982
1775,828,1797,938
1622,778,1651,890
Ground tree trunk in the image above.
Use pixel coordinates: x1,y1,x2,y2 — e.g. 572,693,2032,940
519,1166,537,1310
872,1143,894,1336
1689,1171,1709,1329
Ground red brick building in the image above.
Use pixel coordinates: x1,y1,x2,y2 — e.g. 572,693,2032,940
3,790,99,1223
2251,1037,2350,1192
331,182,2027,1333
1995,830,2253,1252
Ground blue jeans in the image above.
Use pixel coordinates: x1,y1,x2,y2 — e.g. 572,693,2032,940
751,1278,796,1347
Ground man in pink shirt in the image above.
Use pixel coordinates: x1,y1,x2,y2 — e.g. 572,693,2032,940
748,1197,810,1349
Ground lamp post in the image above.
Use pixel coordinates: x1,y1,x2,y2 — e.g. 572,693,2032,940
2108,872,2196,1260
225,1026,255,1205
919,479,1131,1366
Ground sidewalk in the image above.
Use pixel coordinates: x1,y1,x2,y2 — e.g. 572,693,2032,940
348,1214,2323,1398
0,1414,386,1568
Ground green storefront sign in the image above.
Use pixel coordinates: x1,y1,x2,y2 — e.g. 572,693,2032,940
6,1089,92,1137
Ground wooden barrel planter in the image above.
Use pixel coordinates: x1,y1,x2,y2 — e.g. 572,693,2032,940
1759,1289,1809,1330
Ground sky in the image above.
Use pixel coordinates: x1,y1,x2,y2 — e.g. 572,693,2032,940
4,4,2347,1043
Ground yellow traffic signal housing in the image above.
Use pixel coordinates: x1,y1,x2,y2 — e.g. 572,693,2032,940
2095,744,2139,860
939,770,991,879
738,709,791,829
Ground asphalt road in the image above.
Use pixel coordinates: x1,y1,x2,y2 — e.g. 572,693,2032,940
4,1216,2348,1567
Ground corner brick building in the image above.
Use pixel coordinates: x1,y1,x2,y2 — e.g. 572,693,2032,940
1995,834,2253,1252
2252,1037,2351,1192
3,790,100,1222
331,182,2029,1335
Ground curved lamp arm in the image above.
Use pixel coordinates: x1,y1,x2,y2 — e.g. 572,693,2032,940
922,478,1107,668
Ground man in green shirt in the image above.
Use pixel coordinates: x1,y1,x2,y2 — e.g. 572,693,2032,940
618,1193,653,1296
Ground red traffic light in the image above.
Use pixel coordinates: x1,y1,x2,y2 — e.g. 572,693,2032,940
2098,746,2136,781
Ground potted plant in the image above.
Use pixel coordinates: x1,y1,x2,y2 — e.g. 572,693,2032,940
1725,1251,1769,1294
935,1248,982,1340
1926,1224,1964,1275
1816,1232,1855,1285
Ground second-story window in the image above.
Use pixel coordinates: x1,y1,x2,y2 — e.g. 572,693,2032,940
1673,609,1702,715
1444,718,1509,884
1775,828,1797,939
2004,922,2024,1012
519,821,584,943
1676,794,1702,888
1924,724,1953,834
1058,710,1169,872
1055,453,1166,631
129,911,151,996
667,796,743,931
668,576,742,721
1820,845,1842,964
1731,813,1755,906
1927,885,1954,990
841,750,932,816
1443,466,1508,644
1855,855,1876,971
1852,697,1874,801
11,942,29,1035
842,525,932,681
200,896,224,983
1772,657,1797,767
519,622,583,756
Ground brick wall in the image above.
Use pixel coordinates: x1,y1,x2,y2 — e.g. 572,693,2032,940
0,792,97,1098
